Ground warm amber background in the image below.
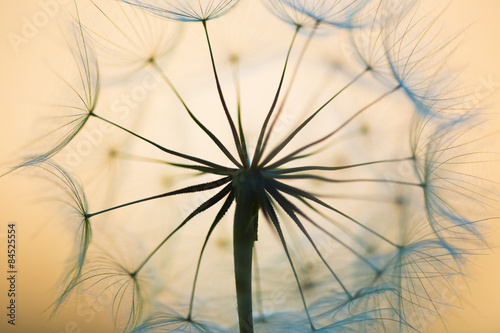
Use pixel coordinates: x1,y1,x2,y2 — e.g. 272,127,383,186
0,1,499,332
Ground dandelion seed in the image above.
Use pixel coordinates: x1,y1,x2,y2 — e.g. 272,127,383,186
411,112,498,243
2,19,99,176
82,0,183,77
265,0,371,32
120,0,241,22
32,161,92,315
351,0,472,119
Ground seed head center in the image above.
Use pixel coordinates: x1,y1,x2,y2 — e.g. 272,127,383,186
232,168,267,196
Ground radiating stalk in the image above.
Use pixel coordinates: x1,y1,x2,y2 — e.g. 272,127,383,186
233,188,259,333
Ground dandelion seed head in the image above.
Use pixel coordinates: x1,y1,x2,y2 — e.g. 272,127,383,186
4,21,99,176
4,0,499,332
265,0,372,32
79,0,183,78
411,113,497,243
31,161,93,315
351,0,473,120
121,0,241,22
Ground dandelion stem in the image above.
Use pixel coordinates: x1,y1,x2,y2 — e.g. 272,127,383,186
233,186,259,333
202,20,246,166
150,60,243,168
252,25,301,168
253,247,264,319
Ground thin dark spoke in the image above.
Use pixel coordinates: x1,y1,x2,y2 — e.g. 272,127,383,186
202,20,246,166
231,57,249,167
92,114,231,170
258,21,320,164
259,69,369,168
251,25,301,167
266,186,352,297
269,178,399,247
294,196,372,250
151,60,242,168
133,183,233,274
267,157,413,173
263,86,401,169
289,197,381,272
270,173,423,188
112,150,236,175
87,177,231,218
258,191,316,331
187,191,235,319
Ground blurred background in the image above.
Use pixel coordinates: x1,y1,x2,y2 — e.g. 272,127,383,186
0,1,499,332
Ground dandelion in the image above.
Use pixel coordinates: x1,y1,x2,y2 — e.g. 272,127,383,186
2,0,498,332
2,17,99,176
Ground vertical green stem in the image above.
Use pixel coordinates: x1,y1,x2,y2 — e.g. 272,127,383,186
233,188,259,333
